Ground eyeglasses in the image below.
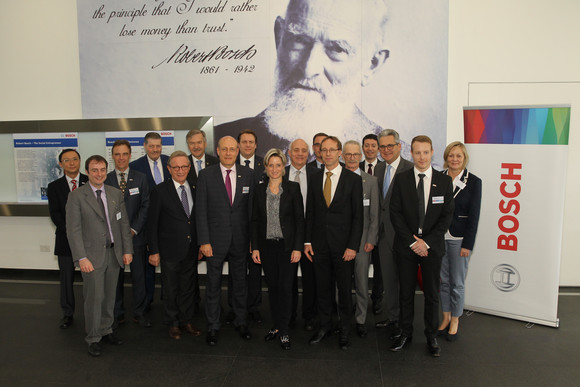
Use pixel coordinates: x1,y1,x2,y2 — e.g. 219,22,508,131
379,143,399,150
62,158,79,163
169,165,190,171
343,153,361,158
320,148,339,154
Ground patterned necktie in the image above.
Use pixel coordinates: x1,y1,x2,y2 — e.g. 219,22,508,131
153,160,162,185
119,172,126,194
245,159,251,169
71,179,77,191
323,171,332,207
383,164,392,198
96,190,112,246
196,159,203,174
367,163,373,175
225,169,233,205
294,170,301,183
180,185,190,217
417,173,426,231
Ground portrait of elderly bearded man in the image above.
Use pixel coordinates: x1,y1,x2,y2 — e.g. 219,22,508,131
214,0,390,153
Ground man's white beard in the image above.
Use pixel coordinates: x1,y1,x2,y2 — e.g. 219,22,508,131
263,73,365,143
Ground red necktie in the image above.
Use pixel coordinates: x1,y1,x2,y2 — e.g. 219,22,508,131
225,169,233,205
71,179,77,191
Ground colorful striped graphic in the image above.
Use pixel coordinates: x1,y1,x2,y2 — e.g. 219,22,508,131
464,106,570,145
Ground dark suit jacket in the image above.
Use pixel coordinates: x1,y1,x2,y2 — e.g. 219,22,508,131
375,158,414,245
46,174,88,256
148,179,197,262
390,167,454,257
446,169,482,250
251,179,304,253
104,169,150,247
305,167,364,254
195,164,254,257
237,154,265,184
307,159,324,170
129,154,170,189
187,154,219,186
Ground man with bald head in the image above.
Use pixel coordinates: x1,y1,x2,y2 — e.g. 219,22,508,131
196,136,255,346
214,0,390,152
284,138,318,330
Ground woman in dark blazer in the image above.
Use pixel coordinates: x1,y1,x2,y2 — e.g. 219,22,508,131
251,148,304,350
438,141,482,341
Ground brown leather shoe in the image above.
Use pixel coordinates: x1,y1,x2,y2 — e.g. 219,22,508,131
180,323,202,336
169,326,182,340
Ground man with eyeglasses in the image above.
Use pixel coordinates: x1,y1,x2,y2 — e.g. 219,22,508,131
307,132,328,170
148,151,202,340
343,140,379,339
305,136,363,350
47,149,88,329
374,129,413,331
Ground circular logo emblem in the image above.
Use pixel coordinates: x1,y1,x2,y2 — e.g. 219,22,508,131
490,264,520,292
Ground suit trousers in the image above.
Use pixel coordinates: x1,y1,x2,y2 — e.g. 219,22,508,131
160,254,197,327
227,253,262,313
206,247,248,330
58,255,76,317
370,248,384,302
440,239,470,317
292,252,317,321
261,239,296,336
81,247,119,344
378,237,400,322
114,244,147,320
397,250,442,339
144,258,156,308
313,249,354,334
353,250,371,325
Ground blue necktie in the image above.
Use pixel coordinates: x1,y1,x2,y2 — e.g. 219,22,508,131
383,164,392,198
196,159,203,174
153,160,162,185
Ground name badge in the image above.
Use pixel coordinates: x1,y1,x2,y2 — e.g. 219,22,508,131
242,186,250,194
129,187,140,196
116,212,122,221
432,196,444,204
363,199,370,207
456,180,466,190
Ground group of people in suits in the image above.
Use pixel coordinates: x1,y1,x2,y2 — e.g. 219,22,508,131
47,125,481,358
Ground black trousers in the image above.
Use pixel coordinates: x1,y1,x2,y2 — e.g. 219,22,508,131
58,255,75,317
397,250,442,339
313,249,354,334
261,239,297,336
114,244,147,320
159,253,198,327
292,252,317,321
227,252,262,313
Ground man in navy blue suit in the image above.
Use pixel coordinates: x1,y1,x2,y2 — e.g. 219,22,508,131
129,132,170,311
196,136,255,346
105,140,151,328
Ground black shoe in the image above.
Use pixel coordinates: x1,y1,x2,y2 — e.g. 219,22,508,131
280,335,291,350
356,323,367,338
309,329,330,345
390,335,412,352
437,327,448,337
427,337,441,357
304,318,316,331
264,329,278,341
101,333,123,345
376,319,398,329
389,328,403,341
133,316,152,328
112,317,125,330
225,310,235,325
236,325,252,340
446,332,459,342
206,329,218,346
88,342,102,357
59,316,73,329
372,300,383,315
249,311,263,324
339,334,350,350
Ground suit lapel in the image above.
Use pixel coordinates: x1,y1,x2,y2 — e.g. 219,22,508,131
83,186,106,220
232,169,246,208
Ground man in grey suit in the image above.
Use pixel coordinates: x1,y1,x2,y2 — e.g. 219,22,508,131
196,136,255,346
374,129,414,330
343,141,379,338
66,155,133,357
104,140,151,328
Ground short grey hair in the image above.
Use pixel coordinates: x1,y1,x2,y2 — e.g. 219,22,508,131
344,140,362,153
378,129,400,144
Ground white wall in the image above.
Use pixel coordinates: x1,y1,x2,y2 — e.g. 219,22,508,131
1,0,579,284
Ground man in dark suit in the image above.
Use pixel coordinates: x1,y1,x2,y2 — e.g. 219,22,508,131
306,132,328,170
374,129,414,329
148,151,202,340
284,138,318,331
66,155,133,357
104,140,151,328
129,131,170,310
389,135,454,357
186,129,219,186
47,149,88,329
196,136,255,346
305,136,363,350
